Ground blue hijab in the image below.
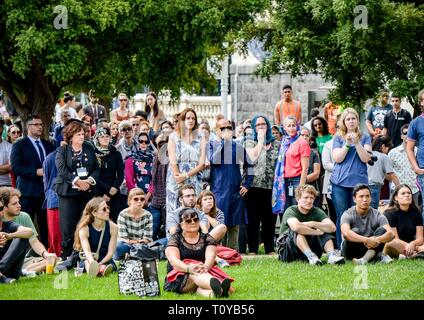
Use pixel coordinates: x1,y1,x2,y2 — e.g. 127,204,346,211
250,115,275,145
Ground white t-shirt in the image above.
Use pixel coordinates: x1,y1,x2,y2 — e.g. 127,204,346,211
0,140,12,186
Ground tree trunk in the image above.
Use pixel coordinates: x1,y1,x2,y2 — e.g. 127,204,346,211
11,81,60,139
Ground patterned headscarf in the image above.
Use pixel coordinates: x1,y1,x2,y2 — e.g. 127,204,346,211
271,133,300,214
92,127,112,157
129,132,154,163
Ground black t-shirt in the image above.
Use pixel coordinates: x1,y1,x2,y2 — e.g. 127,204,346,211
383,109,412,148
0,220,20,258
384,207,423,243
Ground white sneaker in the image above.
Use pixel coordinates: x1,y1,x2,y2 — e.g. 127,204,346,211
309,255,323,265
380,254,394,264
217,258,230,268
328,255,345,265
22,269,37,278
353,258,367,265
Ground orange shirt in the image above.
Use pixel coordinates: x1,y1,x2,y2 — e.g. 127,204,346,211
274,100,302,125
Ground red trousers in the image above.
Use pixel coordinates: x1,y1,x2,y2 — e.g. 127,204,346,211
47,208,62,256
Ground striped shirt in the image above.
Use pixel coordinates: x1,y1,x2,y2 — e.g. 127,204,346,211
117,208,153,242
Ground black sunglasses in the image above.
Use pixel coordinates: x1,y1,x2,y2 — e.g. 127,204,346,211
121,127,132,132
139,140,149,144
182,217,199,224
220,126,233,131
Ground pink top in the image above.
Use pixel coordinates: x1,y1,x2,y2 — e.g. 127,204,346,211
284,139,311,178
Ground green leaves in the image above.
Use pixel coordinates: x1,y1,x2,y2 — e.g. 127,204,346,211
0,0,266,123
251,0,424,110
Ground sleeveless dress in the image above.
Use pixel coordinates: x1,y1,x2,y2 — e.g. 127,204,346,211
166,133,203,216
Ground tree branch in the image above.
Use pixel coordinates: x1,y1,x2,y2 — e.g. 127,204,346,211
0,75,26,111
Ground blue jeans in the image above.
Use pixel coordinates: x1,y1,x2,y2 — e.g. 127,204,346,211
284,176,301,212
148,205,164,240
331,184,355,248
417,174,424,222
369,185,381,209
114,241,132,260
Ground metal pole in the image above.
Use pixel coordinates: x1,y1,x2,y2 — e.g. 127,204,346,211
221,55,229,117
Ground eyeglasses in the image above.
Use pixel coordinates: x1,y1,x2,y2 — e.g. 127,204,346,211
132,196,145,202
10,131,21,135
182,217,199,224
255,123,267,128
139,140,148,144
121,127,132,132
119,99,127,102
220,126,233,131
313,122,322,127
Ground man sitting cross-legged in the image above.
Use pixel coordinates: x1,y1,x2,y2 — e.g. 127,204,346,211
277,184,345,265
341,184,395,265
166,184,227,242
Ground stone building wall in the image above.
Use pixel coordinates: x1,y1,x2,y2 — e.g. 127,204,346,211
229,64,332,125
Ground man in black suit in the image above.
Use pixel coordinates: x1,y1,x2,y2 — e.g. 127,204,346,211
83,92,107,125
10,115,55,247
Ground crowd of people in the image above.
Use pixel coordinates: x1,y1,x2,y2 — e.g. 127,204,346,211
1,86,424,299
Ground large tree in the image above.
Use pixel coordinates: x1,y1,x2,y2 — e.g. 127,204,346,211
243,0,424,114
0,0,266,134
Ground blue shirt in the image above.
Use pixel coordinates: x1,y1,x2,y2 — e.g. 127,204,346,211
330,134,371,188
407,114,424,169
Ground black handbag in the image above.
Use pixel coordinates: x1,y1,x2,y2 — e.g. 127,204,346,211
129,242,166,261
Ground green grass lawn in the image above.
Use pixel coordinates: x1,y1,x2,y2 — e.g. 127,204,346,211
1,257,423,300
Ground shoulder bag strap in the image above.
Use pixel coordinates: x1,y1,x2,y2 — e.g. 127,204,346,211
95,224,107,259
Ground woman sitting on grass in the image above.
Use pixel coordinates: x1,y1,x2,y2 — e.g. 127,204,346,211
383,184,424,259
74,197,118,277
196,190,229,267
113,188,153,260
164,208,234,298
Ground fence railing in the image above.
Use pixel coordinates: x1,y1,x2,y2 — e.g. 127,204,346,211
133,94,231,128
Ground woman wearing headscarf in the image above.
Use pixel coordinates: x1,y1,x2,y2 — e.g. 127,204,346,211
92,127,124,223
244,115,281,255
272,116,310,216
124,132,155,203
